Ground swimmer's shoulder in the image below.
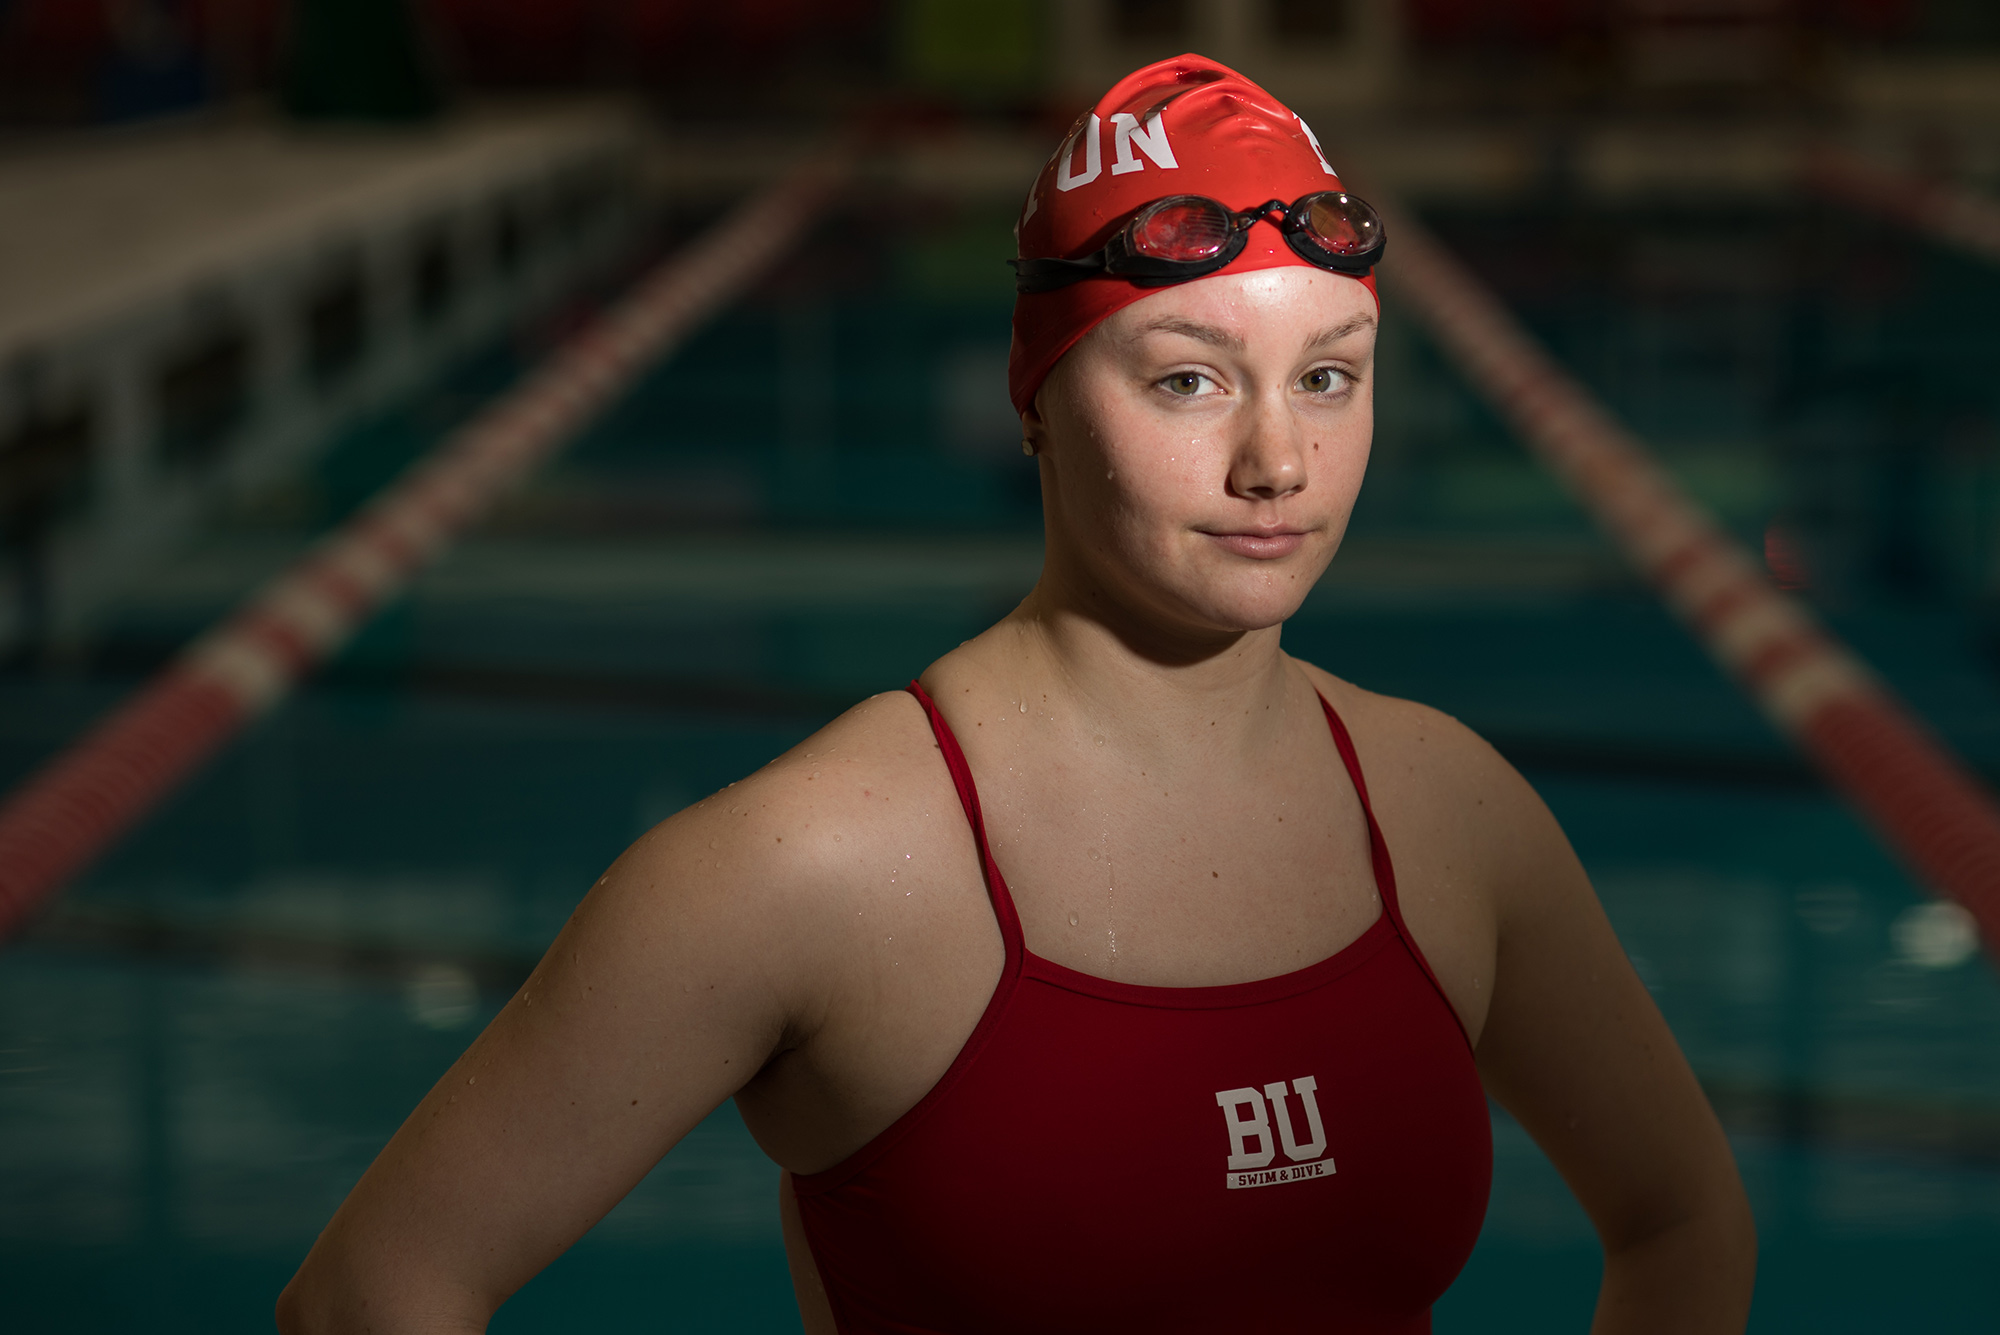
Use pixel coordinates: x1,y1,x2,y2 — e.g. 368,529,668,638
1291,657,1506,785
590,689,958,981
628,685,947,887
1289,657,1568,894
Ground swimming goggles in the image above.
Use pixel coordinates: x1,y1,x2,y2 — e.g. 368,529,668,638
1010,191,1386,295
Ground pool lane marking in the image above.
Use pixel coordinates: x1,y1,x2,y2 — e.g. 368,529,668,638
1376,195,2000,955
1803,145,2000,266
0,148,855,941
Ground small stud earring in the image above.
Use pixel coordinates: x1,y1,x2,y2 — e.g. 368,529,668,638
1021,440,1035,456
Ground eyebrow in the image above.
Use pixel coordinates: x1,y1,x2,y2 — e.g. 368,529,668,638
1132,311,1377,355
1131,317,1246,352
1302,313,1377,349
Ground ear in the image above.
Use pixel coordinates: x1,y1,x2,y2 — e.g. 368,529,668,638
1020,400,1052,457
1021,341,1087,456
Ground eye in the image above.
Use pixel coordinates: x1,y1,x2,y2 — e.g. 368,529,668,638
1299,367,1349,395
1162,371,1213,397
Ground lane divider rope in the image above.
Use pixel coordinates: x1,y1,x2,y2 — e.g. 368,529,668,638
1802,145,2000,266
1375,195,2000,954
0,147,854,941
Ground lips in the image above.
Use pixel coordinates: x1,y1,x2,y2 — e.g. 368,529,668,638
1201,529,1311,560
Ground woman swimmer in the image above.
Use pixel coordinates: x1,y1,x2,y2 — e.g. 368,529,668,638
279,56,1755,1334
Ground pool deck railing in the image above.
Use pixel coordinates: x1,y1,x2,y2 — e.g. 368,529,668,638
0,144,857,942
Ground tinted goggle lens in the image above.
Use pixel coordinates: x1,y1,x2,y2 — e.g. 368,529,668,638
1128,197,1235,263
1295,192,1382,258
1011,191,1383,294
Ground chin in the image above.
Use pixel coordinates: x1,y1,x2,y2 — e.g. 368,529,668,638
1163,545,1331,632
1168,579,1316,636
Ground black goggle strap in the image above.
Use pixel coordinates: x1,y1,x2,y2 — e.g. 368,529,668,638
1009,253,1109,294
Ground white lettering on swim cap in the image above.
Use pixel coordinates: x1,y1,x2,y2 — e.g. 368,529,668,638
1295,114,1337,176
1110,110,1178,176
1056,114,1103,192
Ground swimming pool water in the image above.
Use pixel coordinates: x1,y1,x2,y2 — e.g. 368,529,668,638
4,189,1999,1331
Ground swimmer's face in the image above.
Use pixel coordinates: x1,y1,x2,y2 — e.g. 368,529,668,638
1027,267,1376,638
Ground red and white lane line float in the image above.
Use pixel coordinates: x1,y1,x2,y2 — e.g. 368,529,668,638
1803,145,2000,267
0,148,854,941
1377,197,2000,958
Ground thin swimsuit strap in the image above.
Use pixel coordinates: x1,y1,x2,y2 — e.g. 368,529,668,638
1310,690,1459,1018
902,679,1459,1025
905,681,1027,970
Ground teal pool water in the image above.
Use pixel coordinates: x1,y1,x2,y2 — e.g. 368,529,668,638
4,188,1999,1331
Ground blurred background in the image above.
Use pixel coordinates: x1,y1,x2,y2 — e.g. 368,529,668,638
3,1,2000,1331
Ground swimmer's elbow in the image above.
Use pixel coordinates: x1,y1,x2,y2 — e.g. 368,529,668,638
1596,1186,1757,1333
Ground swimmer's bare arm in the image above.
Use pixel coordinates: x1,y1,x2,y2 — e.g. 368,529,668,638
275,696,929,1334
1325,681,1756,1335
1468,750,1756,1334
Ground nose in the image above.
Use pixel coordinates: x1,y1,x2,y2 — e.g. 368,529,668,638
1224,391,1309,502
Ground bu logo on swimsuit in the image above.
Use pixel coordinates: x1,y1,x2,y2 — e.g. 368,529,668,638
1214,1078,1331,1190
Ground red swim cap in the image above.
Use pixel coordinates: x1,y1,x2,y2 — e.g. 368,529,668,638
1008,54,1378,417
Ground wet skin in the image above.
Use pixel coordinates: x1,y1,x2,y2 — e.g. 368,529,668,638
278,267,1755,1335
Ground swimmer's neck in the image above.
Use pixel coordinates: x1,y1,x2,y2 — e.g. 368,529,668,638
986,581,1300,743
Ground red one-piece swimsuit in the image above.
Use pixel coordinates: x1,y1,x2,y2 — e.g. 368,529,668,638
790,681,1493,1333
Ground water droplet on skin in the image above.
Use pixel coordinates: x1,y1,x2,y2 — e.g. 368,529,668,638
1088,848,1100,861
1068,913,1080,927
834,834,842,841
811,771,820,779
1019,701,1028,713
1094,735,1105,745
